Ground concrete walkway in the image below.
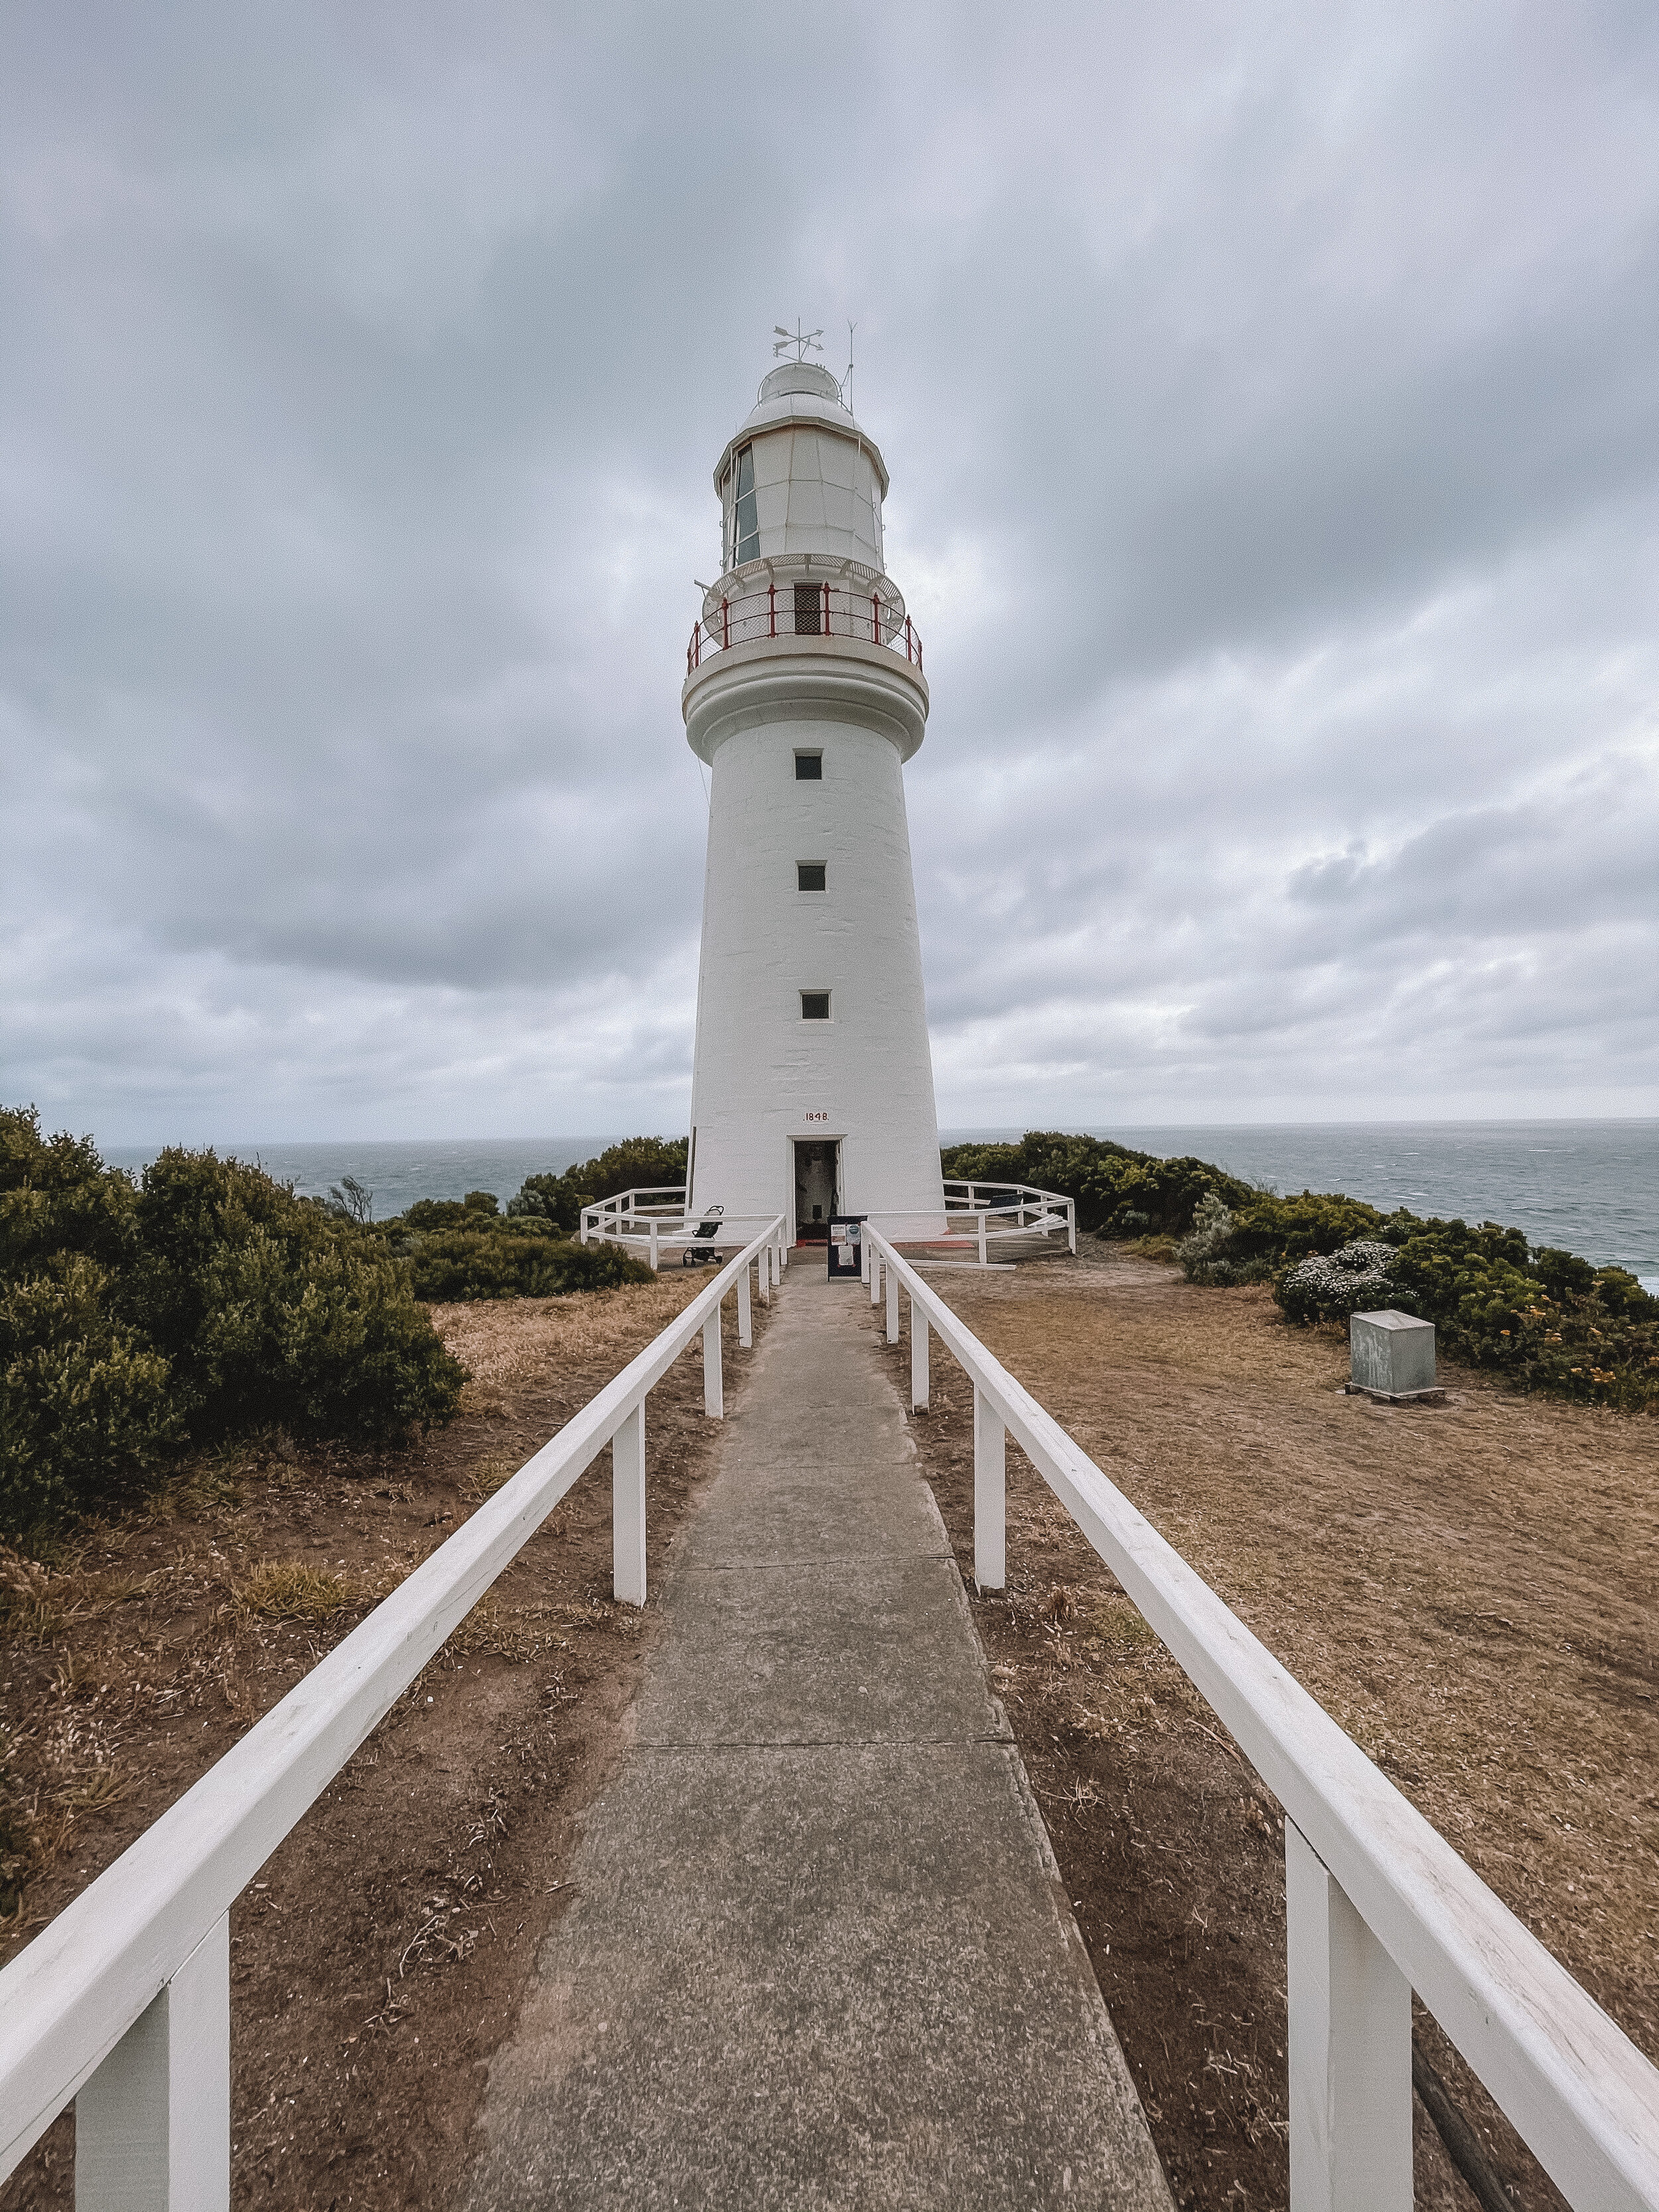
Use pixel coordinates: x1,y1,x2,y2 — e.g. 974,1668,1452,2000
463,1265,1173,2210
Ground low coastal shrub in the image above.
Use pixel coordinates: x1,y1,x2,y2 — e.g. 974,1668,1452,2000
940,1132,1252,1237
407,1227,652,1302
1,1108,466,1538
365,1149,670,1299
1278,1240,1409,1321
507,1137,689,1234
1167,1167,1658,1410
954,1128,1656,1411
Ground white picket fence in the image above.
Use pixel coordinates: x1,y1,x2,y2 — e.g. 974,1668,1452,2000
861,1222,1659,2211
0,1218,787,2208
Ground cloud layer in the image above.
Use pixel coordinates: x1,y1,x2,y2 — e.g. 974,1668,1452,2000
3,2,1656,1140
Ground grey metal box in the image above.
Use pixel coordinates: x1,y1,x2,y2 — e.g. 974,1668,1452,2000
1350,1309,1436,1396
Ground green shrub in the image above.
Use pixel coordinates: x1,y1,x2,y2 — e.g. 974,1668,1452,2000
940,1132,1252,1237
1277,1240,1417,1323
124,1148,465,1447
400,1191,503,1232
1,1107,138,1277
0,1255,177,1532
0,1110,467,1537
946,1118,1656,1413
1174,1193,1277,1286
508,1137,688,1234
409,1230,653,1303
1262,1205,1658,1412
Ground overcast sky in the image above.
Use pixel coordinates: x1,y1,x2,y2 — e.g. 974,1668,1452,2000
3,2,1656,1144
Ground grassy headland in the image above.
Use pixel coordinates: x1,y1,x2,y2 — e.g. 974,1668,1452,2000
945,1130,1659,1412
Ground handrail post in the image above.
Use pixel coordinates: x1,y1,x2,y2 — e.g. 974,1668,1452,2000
703,1301,724,1418
885,1260,899,1345
910,1301,929,1412
1286,1821,1411,2212
649,1219,659,1272
860,1231,870,1286
978,1210,988,1268
721,596,729,650
737,1260,752,1348
768,580,776,638
973,1386,1005,1591
869,1248,882,1307
1068,1199,1076,1255
612,1402,646,1607
822,579,831,634
76,1910,230,2212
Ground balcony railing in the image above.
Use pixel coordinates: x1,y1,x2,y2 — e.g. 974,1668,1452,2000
687,582,923,675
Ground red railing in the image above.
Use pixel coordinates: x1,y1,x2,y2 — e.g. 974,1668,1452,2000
687,582,923,676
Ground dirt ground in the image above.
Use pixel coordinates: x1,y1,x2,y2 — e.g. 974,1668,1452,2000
1,1272,764,2212
864,1240,1657,2212
5,1248,1653,2211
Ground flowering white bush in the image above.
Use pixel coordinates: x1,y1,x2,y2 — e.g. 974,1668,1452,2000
1279,1239,1406,1321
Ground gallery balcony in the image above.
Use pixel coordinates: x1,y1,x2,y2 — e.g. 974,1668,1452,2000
687,578,922,676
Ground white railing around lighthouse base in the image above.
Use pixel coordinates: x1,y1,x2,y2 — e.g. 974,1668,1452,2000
861,1219,1659,2212
581,1180,1074,1265
0,1218,784,2205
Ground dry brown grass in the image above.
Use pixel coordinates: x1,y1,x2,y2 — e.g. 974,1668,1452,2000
930,1250,1659,2059
429,1276,705,1409
233,1559,374,1622
459,1453,518,1507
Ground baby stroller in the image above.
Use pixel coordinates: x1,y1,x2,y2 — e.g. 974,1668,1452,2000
681,1205,726,1267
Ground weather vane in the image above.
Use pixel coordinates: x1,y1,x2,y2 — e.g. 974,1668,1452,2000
773,321,824,362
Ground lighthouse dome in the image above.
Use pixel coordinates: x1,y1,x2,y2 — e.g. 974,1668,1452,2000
756,360,845,406
715,358,889,579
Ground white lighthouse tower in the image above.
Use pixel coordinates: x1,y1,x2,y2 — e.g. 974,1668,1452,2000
683,352,944,1245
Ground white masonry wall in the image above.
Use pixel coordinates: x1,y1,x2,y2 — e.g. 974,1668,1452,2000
686,711,944,1240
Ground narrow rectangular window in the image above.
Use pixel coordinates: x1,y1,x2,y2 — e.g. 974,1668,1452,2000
797,862,826,892
794,751,822,780
794,580,822,635
800,991,831,1021
733,444,758,565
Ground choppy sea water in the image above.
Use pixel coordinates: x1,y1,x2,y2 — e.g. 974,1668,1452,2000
946,1120,1659,1289
106,1120,1659,1290
104,1138,610,1222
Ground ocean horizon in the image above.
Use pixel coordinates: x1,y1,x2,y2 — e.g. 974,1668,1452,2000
104,1118,1659,1290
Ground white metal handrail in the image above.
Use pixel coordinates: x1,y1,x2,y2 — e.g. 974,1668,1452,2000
580,1190,793,1270
865,1182,1076,1264
0,1217,786,2201
862,1223,1659,2212
941,1179,1076,1259
583,1181,1076,1267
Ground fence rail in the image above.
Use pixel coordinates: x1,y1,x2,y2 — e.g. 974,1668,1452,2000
583,1181,1074,1266
861,1222,1659,2211
687,581,923,674
0,1217,786,2201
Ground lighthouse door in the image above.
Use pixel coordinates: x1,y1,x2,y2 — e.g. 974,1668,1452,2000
792,1140,839,1243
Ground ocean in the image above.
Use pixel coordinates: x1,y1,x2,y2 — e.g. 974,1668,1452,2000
106,1120,1659,1290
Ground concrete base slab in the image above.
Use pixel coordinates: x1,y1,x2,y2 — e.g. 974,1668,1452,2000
1341,1383,1448,1407
462,1268,1171,2211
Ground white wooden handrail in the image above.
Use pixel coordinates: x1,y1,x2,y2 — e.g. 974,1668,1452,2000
0,1216,786,2200
863,1224,1659,2212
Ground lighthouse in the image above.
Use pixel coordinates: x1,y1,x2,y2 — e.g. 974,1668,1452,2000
682,353,944,1245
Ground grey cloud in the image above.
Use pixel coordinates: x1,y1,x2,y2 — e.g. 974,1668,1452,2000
2,1,1656,1140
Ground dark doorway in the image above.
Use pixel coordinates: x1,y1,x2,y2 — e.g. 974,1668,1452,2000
792,1139,839,1242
